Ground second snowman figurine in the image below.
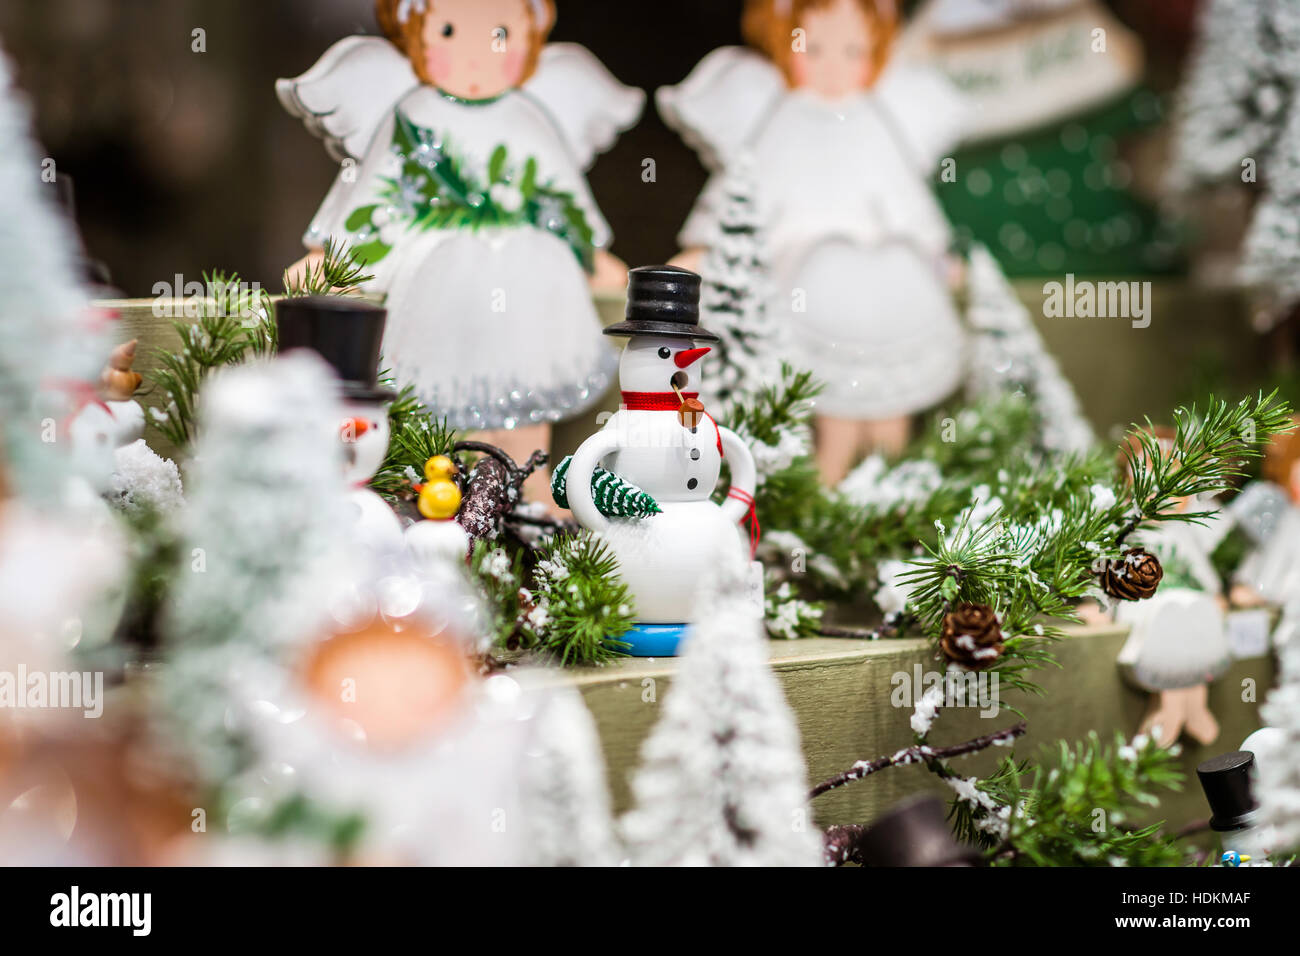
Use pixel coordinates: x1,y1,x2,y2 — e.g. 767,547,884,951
277,296,404,554
563,266,759,656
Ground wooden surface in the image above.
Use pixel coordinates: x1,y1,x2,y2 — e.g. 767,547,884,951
561,627,1275,831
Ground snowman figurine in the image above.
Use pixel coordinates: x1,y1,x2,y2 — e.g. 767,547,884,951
565,266,758,656
406,455,471,567
276,296,404,554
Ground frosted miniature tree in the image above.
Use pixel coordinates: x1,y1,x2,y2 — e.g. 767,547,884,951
162,353,354,779
516,687,619,866
699,154,782,415
0,43,105,502
1167,0,1283,192
0,42,122,676
963,243,1094,453
1241,98,1300,317
1169,0,1300,319
620,552,822,867
1256,627,1300,854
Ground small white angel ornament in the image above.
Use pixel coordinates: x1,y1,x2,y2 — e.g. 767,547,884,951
278,0,644,490
657,0,969,478
1229,418,1300,645
1115,498,1233,750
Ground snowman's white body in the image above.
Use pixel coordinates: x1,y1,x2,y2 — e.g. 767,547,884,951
567,338,757,624
342,398,405,554
341,397,473,567
406,516,470,566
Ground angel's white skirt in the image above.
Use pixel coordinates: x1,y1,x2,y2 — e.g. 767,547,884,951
776,237,966,420
377,226,616,431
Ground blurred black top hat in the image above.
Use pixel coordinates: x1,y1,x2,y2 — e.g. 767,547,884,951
856,795,979,867
603,265,719,342
45,173,118,294
276,295,396,403
1197,751,1259,833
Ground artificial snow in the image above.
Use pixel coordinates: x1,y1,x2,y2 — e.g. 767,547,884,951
109,439,184,516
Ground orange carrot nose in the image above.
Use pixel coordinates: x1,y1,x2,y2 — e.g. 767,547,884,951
674,347,711,368
341,417,370,441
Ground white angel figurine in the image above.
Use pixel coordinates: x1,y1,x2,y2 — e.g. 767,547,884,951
1229,418,1300,646
278,0,644,496
657,0,969,480
1103,426,1235,750
1115,505,1234,750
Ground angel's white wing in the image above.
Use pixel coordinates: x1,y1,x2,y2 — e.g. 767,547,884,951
276,36,419,164
656,47,785,171
523,44,645,170
873,63,969,170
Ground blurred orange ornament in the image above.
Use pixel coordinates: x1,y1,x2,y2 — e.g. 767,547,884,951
300,616,470,750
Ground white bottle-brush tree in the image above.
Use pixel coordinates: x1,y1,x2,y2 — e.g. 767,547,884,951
161,353,355,781
619,551,823,866
0,42,105,501
963,242,1095,454
1169,0,1300,321
516,686,619,867
698,154,782,415
1257,627,1300,854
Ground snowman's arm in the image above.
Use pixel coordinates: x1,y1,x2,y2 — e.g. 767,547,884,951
566,430,622,534
718,426,757,525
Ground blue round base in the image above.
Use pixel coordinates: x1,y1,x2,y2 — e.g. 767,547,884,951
620,623,688,657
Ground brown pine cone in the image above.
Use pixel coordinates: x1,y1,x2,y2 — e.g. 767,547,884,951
1101,548,1163,601
939,603,1004,669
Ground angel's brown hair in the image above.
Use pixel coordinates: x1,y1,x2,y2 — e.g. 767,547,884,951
375,0,556,87
741,0,899,87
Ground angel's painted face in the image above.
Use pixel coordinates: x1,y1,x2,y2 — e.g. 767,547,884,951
790,0,877,99
420,0,533,100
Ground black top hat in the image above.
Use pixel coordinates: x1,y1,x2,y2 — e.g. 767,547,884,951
603,265,719,342
276,295,396,403
45,173,116,291
855,796,979,867
1197,751,1259,833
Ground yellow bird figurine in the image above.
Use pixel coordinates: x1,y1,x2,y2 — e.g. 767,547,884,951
417,456,462,521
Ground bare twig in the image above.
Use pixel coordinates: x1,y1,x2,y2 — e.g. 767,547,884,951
453,440,547,490
822,824,866,867
818,612,907,641
452,440,551,543
810,721,1028,799
817,624,886,639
